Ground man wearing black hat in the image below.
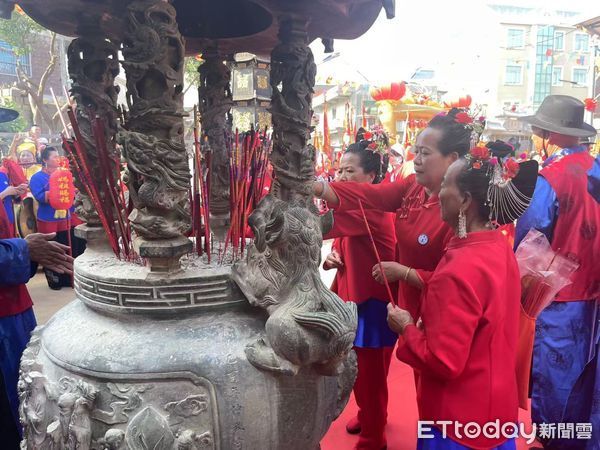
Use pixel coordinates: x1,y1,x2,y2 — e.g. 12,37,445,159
516,95,599,449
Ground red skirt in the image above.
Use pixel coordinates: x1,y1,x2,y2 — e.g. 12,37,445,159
37,219,70,233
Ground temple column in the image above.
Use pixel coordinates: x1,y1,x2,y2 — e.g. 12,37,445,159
269,17,317,205
198,45,232,241
118,0,192,271
67,36,120,229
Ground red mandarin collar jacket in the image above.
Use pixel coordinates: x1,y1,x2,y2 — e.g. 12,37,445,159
397,230,520,449
324,209,397,303
330,175,453,317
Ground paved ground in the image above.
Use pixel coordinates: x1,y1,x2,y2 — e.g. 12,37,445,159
29,271,75,324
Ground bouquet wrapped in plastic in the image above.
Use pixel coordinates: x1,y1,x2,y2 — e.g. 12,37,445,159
514,229,579,409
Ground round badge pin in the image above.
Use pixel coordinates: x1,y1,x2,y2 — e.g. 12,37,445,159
417,234,429,245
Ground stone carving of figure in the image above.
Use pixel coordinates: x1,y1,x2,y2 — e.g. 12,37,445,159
67,393,96,450
175,430,213,449
232,195,357,375
23,372,53,446
94,428,125,450
58,392,78,445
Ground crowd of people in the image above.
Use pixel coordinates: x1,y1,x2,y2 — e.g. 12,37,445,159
0,116,76,446
0,125,84,289
315,95,599,449
0,94,598,449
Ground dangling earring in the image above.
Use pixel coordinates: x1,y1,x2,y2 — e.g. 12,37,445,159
457,209,467,239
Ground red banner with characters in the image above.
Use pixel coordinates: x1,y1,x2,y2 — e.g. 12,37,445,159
48,158,75,210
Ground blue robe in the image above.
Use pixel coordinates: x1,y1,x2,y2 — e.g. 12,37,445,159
0,238,37,439
515,146,600,450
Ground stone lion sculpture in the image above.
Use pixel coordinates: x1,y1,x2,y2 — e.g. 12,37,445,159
232,195,357,376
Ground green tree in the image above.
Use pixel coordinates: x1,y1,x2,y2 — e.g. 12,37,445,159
0,8,59,131
184,56,201,94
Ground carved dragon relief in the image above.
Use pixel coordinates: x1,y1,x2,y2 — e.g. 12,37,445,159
118,0,191,240
198,48,233,238
19,329,216,449
67,37,121,226
232,195,357,376
268,18,318,205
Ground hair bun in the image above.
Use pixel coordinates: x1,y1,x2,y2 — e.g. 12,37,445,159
486,140,514,158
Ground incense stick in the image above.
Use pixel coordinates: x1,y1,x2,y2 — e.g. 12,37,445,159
358,200,396,306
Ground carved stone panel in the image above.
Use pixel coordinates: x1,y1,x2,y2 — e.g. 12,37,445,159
19,329,219,450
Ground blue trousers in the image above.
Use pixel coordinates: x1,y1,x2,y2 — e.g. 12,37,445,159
0,307,36,438
531,300,600,450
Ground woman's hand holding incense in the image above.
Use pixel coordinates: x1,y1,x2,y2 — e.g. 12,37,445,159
387,303,414,335
372,261,403,283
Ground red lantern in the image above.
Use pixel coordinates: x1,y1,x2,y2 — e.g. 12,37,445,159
379,85,391,100
389,82,406,101
48,167,75,210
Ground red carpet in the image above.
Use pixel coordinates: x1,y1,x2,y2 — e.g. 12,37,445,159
321,356,539,450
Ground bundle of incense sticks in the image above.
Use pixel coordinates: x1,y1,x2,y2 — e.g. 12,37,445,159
221,128,270,263
63,106,133,259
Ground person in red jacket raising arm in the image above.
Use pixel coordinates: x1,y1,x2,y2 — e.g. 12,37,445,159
387,147,538,449
322,139,397,450
315,108,474,320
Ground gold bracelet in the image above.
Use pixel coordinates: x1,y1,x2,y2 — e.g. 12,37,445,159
403,267,411,281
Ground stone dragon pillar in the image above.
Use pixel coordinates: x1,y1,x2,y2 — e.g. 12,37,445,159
118,0,192,270
66,36,121,228
197,45,233,241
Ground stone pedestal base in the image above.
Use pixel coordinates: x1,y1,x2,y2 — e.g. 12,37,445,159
133,236,193,273
18,249,355,449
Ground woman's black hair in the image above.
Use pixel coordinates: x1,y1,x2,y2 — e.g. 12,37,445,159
355,127,367,142
427,108,472,157
455,158,492,222
486,140,514,158
344,141,389,184
40,146,58,163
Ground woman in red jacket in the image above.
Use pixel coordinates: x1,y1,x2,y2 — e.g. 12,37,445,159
387,148,538,449
323,140,397,450
315,109,472,319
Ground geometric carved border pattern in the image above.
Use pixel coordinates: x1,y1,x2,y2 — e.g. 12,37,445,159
74,272,242,311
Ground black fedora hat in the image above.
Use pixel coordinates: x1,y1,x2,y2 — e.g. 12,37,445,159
0,106,19,123
519,95,596,138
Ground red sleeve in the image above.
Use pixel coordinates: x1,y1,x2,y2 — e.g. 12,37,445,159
324,209,381,239
414,269,433,285
396,271,482,380
329,175,414,213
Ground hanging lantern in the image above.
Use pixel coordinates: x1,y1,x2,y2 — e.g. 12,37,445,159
48,159,75,210
369,82,406,102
